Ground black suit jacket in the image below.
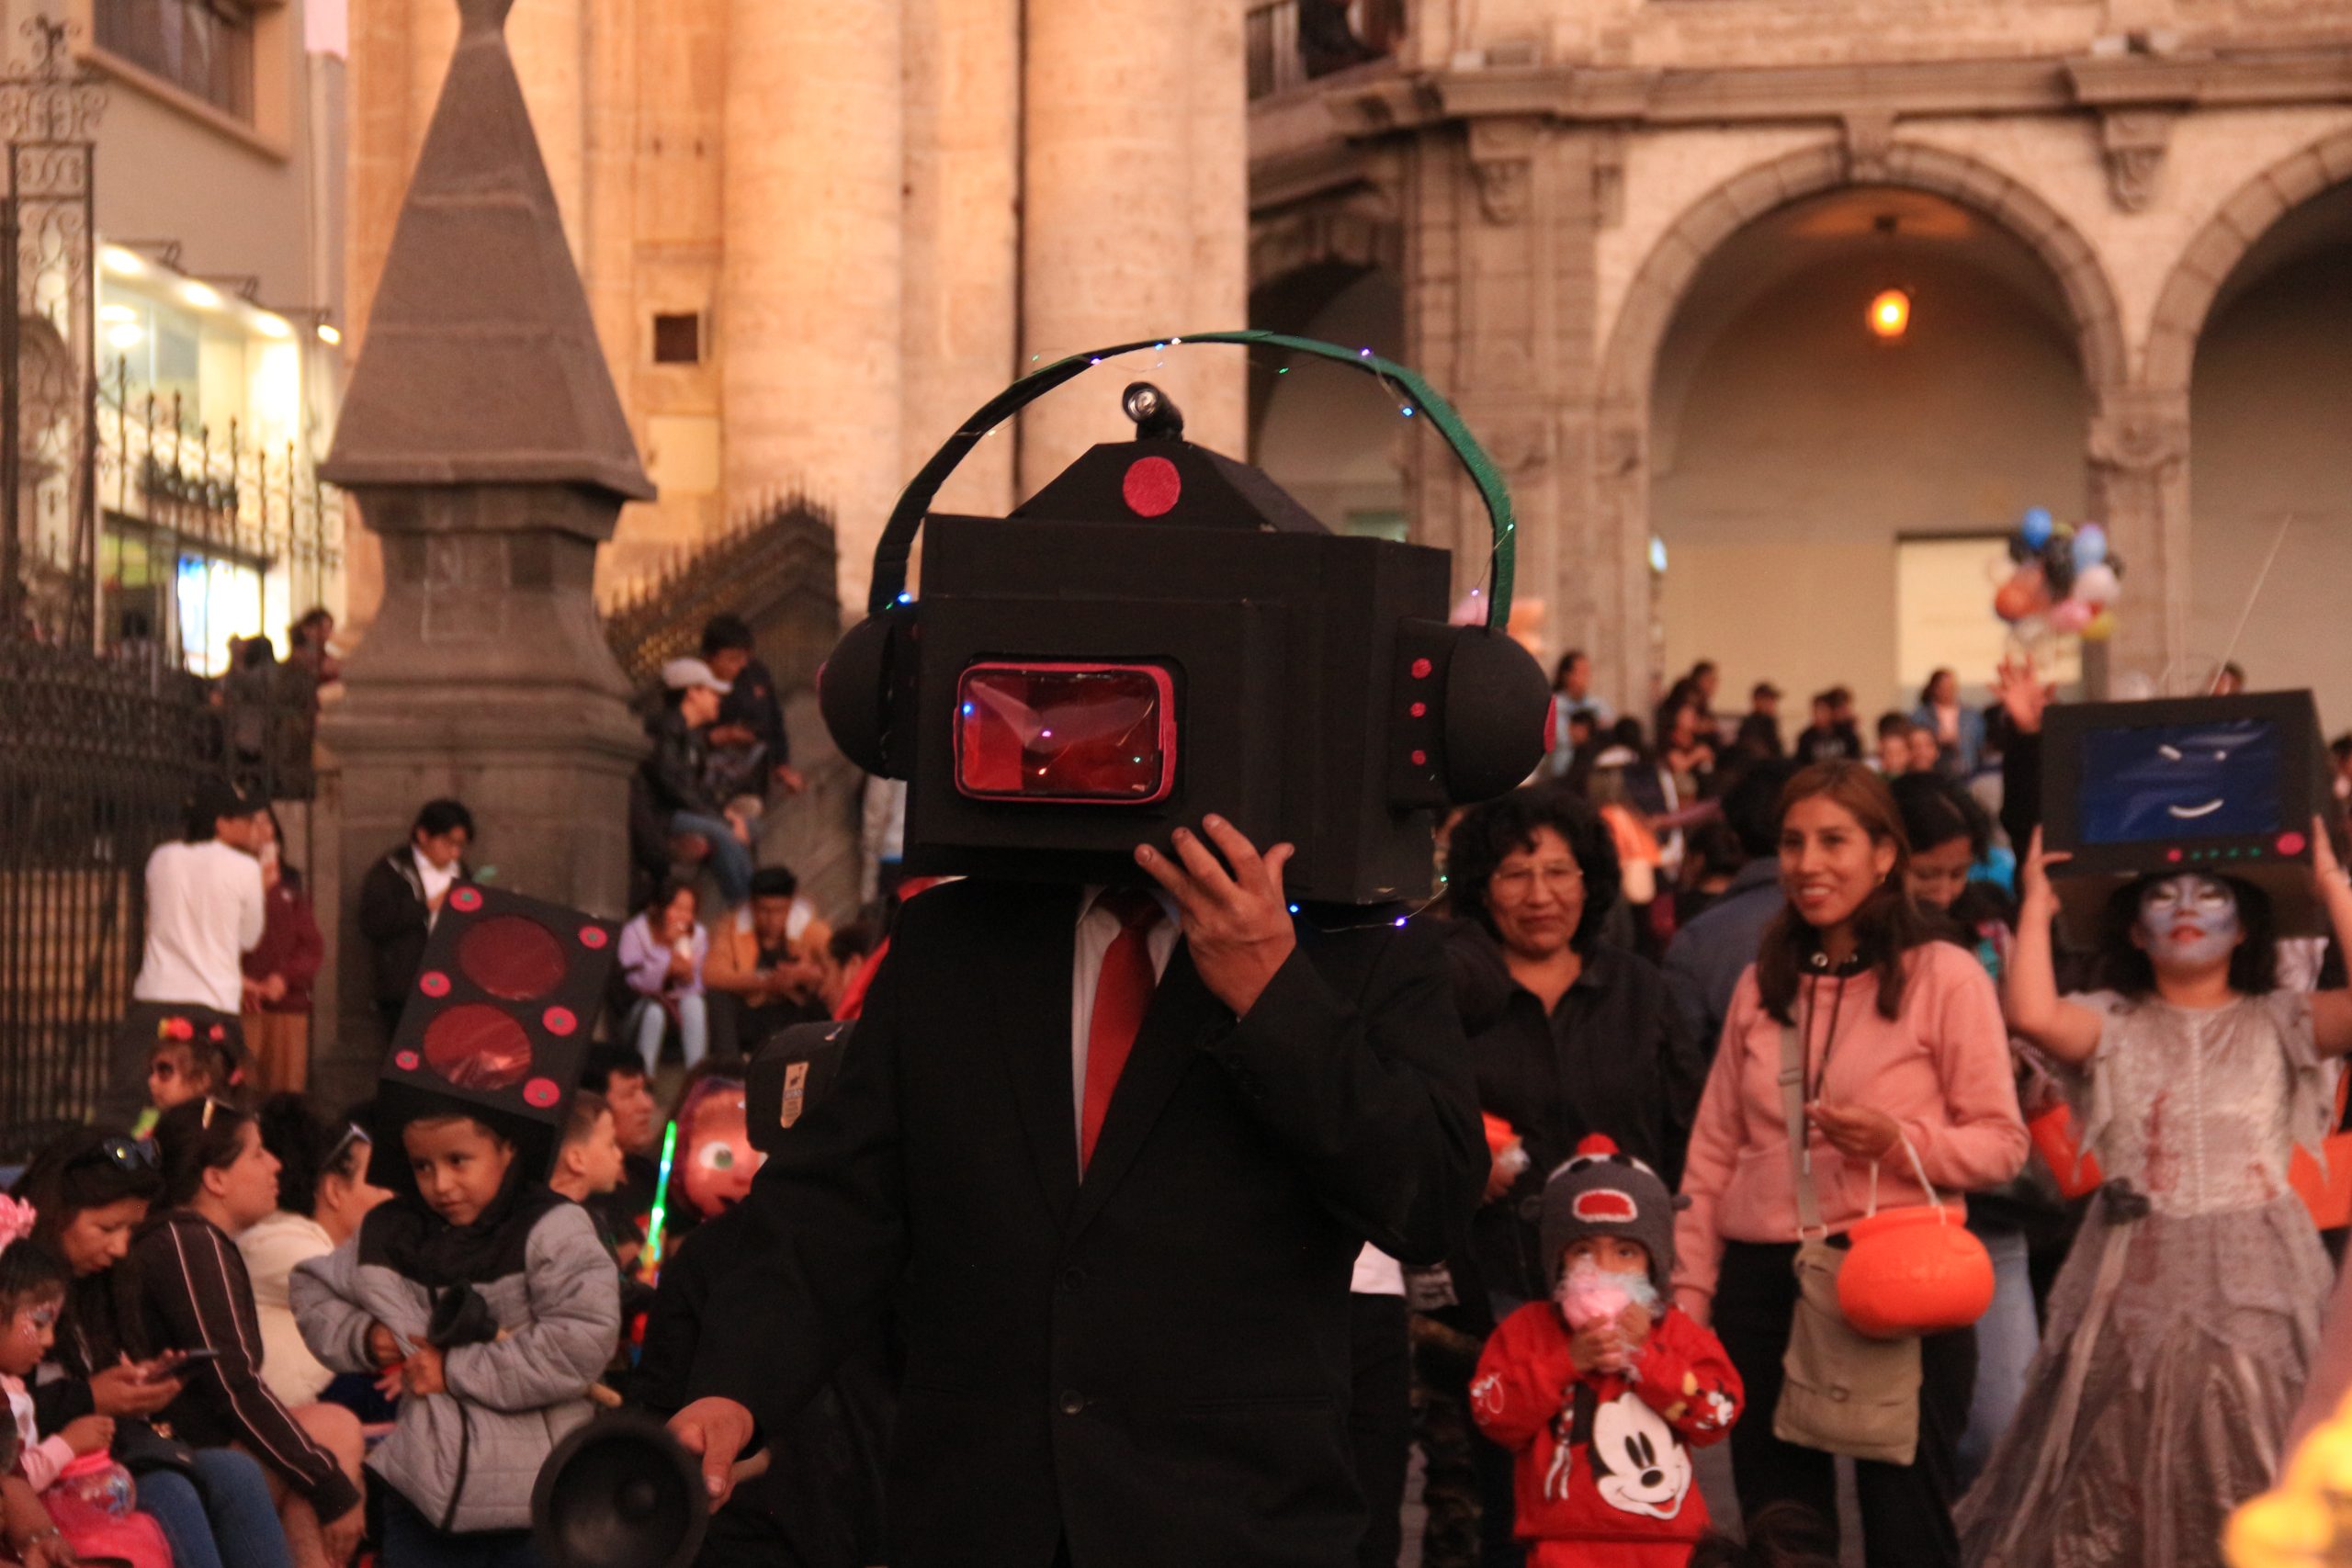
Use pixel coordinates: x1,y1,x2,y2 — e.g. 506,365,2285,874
689,879,1481,1568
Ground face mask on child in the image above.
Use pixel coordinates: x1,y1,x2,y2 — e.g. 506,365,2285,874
1555,1258,1659,1331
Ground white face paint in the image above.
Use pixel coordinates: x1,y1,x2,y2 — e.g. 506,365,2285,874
2136,874,2241,972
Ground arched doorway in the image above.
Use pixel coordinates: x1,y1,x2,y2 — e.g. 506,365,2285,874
1647,185,2090,724
2180,173,2352,731
1598,143,2128,722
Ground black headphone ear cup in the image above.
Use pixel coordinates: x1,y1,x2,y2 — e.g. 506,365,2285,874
1441,626,1549,803
819,609,916,778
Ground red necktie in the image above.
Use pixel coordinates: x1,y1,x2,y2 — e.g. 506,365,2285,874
1080,891,1163,1173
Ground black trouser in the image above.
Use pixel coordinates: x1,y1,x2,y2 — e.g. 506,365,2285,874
1349,1292,1412,1568
1713,1238,1976,1568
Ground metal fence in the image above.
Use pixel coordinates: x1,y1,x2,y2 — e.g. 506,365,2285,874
0,23,328,1157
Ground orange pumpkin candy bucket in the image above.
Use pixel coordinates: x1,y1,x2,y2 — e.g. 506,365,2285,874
1836,1138,1996,1339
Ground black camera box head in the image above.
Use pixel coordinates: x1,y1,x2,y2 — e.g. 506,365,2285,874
2040,689,2345,940
821,333,1550,905
372,884,619,1186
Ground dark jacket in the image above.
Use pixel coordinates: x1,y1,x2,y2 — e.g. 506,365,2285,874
1734,710,1784,759
685,879,1483,1568
643,705,723,818
635,1203,891,1568
716,655,791,768
1662,858,1785,1066
242,878,324,1014
1446,922,1701,1305
129,1209,362,1520
356,847,471,1013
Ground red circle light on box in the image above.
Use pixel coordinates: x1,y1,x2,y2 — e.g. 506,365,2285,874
418,971,451,998
543,1006,577,1037
1410,658,1431,680
457,915,567,1001
2278,830,2308,856
2166,848,2183,863
449,886,483,914
421,1004,535,1092
578,926,608,950
1121,456,1182,517
394,1050,420,1072
1410,749,1428,767
1409,701,1427,718
523,1077,561,1110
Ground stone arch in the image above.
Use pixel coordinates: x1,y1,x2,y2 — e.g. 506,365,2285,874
1582,139,2132,702
2143,130,2352,393
1599,140,2130,423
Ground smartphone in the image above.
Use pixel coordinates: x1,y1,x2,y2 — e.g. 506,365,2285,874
164,1348,224,1370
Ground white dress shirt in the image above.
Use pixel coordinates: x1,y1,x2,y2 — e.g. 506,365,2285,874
1069,886,1182,1151
132,839,266,1013
414,846,457,929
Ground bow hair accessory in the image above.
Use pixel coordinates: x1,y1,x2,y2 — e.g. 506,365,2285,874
0,1195,38,1251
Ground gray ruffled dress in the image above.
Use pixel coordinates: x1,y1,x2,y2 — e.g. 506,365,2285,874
1956,989,2334,1568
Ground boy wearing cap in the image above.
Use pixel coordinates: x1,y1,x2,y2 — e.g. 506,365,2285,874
643,656,755,910
1471,1135,1742,1566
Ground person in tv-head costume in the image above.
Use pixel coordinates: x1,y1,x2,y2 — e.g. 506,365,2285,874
667,375,1502,1568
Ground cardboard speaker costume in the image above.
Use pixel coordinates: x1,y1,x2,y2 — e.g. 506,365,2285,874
820,331,1550,906
375,885,619,1181
2040,691,2343,939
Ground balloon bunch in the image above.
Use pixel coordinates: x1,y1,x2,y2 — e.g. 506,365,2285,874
1991,506,2124,644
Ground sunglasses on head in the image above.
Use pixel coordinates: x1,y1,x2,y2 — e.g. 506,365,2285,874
74,1136,159,1173
326,1122,368,1169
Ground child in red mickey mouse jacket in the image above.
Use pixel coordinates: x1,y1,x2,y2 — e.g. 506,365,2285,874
1472,1134,1743,1567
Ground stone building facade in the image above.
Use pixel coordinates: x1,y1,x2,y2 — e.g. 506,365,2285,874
1250,0,2352,728
341,0,1250,626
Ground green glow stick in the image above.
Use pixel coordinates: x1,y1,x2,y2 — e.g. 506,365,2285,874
642,1119,679,1281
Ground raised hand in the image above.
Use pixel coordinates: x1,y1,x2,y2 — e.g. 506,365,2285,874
1135,816,1298,1016
2018,827,2073,917
1995,654,2054,738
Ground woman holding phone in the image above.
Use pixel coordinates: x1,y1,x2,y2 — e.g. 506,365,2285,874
12,1128,296,1568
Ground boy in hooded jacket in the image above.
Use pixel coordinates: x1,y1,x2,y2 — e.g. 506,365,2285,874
292,1101,619,1567
1472,1134,1743,1567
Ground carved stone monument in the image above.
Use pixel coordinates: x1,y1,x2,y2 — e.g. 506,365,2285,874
316,0,652,1104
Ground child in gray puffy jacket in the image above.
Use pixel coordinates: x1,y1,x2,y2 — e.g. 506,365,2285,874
291,1102,619,1567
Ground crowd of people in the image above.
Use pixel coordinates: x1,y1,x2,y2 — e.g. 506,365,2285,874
11,620,2352,1568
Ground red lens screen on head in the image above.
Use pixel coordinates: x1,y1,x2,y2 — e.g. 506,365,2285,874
956,662,1176,804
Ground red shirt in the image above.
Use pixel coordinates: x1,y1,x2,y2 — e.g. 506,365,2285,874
1471,1301,1743,1566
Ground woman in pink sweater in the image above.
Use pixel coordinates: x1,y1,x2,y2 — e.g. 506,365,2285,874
1672,762,2026,1568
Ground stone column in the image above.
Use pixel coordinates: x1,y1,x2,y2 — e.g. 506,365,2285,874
901,0,1020,520
318,0,653,1111
1183,0,1250,457
721,0,902,615
2087,385,2192,695
1399,116,1611,692
1020,0,1247,491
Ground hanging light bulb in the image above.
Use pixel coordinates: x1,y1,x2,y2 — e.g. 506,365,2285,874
1869,288,1911,341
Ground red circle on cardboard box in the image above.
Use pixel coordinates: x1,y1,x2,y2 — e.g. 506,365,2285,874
418,971,451,998
449,886,483,914
1410,749,1428,767
2278,830,2308,856
579,926,609,950
523,1077,561,1109
543,1006,577,1037
458,915,567,1001
1122,457,1182,517
1409,701,1427,718
421,1004,534,1092
1410,658,1432,680
394,1050,420,1072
